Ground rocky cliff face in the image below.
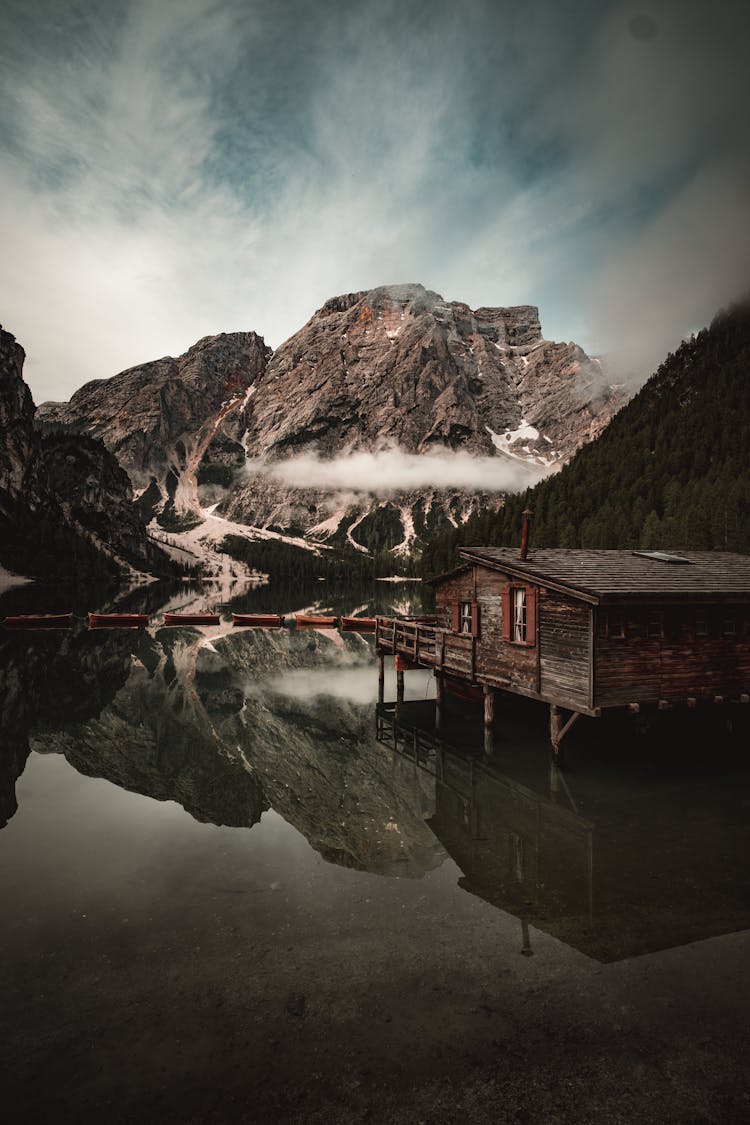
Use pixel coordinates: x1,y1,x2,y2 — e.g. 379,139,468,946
0,327,45,513
243,284,614,461
39,331,272,524
35,286,625,561
0,324,172,581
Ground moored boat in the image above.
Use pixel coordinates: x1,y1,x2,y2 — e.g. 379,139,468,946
232,613,285,628
340,616,377,631
88,612,149,629
295,614,338,628
2,613,74,630
163,613,221,626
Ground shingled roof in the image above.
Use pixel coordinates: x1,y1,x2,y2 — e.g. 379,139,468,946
456,548,750,603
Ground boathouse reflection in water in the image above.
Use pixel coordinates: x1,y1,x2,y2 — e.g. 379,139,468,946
376,702,750,963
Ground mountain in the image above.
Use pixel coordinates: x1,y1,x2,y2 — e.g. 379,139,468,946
241,285,613,460
0,325,172,583
421,298,750,575
36,285,625,569
38,330,271,524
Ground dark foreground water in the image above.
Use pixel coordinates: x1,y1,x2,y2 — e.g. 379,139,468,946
1,581,750,1123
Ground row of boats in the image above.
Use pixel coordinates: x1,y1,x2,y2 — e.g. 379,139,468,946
1,611,380,631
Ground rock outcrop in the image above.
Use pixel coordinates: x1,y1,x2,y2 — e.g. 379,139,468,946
0,324,172,581
241,284,617,461
39,331,272,524
0,328,45,511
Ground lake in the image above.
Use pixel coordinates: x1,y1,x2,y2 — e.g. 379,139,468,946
1,579,750,1123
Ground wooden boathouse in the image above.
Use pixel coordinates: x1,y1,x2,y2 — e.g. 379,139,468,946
375,537,750,758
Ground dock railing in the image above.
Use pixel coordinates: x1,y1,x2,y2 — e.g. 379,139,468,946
376,617,475,678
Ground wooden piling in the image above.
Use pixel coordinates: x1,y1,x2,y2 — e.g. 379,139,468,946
435,673,444,731
377,652,385,704
396,660,405,703
483,684,495,728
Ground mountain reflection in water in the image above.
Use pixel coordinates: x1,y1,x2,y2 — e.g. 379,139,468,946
2,581,750,964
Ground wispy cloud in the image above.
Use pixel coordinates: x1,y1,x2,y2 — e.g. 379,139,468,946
1,0,748,402
250,449,548,494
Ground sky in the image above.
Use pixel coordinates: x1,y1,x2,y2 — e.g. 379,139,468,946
1,0,749,404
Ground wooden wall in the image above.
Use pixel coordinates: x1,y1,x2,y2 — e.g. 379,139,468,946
473,567,538,690
434,567,539,690
539,591,591,709
432,571,750,711
594,605,750,707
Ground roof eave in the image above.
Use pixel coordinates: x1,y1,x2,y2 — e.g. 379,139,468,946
425,561,473,587
457,549,601,604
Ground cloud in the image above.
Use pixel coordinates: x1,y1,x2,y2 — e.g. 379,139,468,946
249,448,548,495
1,0,749,405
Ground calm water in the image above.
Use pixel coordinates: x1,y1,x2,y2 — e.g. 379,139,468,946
2,579,750,1122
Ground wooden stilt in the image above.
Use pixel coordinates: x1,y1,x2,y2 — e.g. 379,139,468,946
435,673,444,731
550,704,580,767
550,704,563,764
396,665,405,703
483,685,495,728
378,653,385,704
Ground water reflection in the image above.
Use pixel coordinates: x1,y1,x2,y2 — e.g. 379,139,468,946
2,581,750,964
377,702,750,961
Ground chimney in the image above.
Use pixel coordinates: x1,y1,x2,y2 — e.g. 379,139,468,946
520,509,533,560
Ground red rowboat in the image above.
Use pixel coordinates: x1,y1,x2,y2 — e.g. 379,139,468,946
295,614,338,628
2,613,74,630
232,613,284,628
163,613,220,626
340,616,377,631
88,612,148,628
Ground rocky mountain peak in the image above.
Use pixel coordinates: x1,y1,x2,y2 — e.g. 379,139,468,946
37,330,272,517
246,283,611,464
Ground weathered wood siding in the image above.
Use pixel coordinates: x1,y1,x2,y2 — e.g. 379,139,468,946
473,568,538,691
434,571,475,628
539,591,591,708
594,605,750,707
435,565,539,693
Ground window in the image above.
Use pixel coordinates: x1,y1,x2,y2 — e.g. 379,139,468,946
646,612,663,639
502,585,536,646
451,600,479,636
514,588,527,642
695,614,708,637
607,611,625,639
722,617,737,637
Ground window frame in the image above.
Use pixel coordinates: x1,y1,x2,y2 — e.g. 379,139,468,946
501,584,537,647
451,599,480,637
606,610,626,640
458,600,473,635
513,587,527,643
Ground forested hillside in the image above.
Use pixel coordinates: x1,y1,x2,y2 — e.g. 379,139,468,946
421,300,750,576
